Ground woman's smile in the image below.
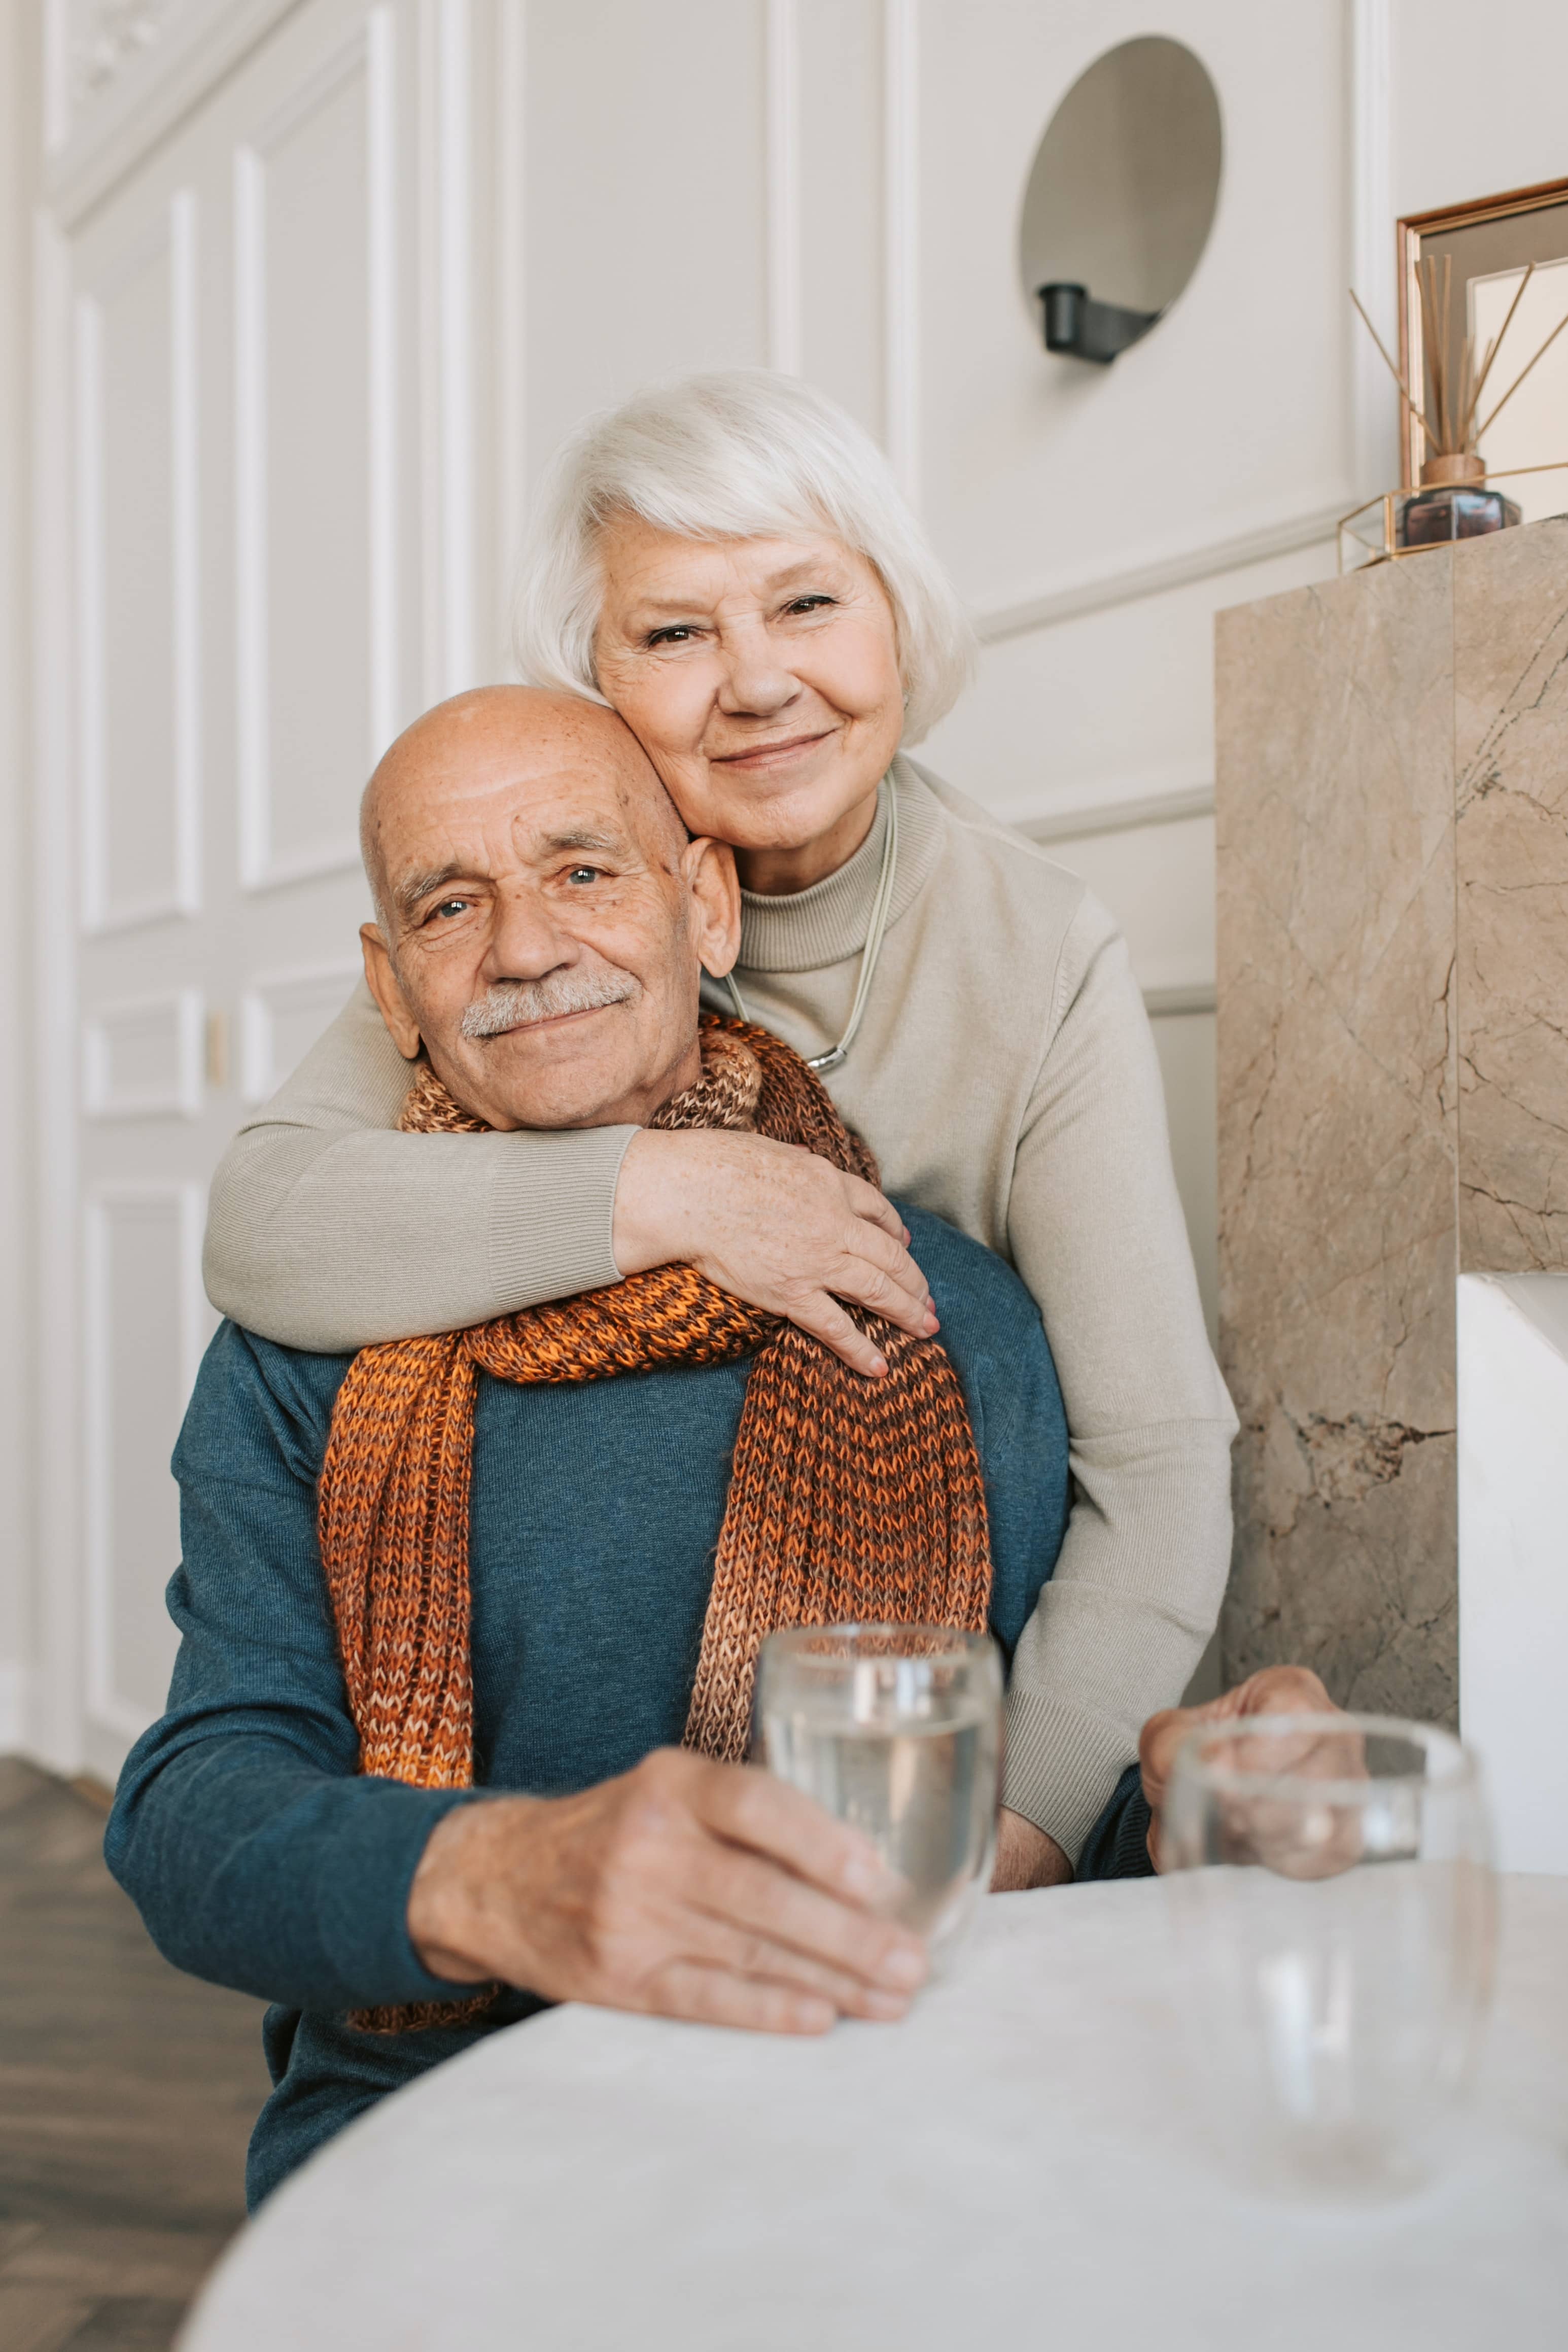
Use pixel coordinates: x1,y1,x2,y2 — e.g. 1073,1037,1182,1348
709,728,839,772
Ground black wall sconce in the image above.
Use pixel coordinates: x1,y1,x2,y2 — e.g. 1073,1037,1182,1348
1037,283,1160,366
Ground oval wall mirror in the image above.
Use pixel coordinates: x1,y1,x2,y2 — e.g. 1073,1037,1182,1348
1018,36,1223,365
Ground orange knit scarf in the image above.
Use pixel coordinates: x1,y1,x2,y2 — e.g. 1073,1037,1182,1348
318,1017,992,2031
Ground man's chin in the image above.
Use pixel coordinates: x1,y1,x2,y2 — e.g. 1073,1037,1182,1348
431,1034,641,1134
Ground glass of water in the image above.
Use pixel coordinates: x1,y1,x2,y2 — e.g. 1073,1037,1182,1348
1163,1712,1496,2201
755,1624,1003,1970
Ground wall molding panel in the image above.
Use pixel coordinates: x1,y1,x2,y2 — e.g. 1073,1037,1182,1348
46,0,302,226
83,985,204,1119
937,6,1383,655
971,496,1349,648
239,959,362,1101
76,188,202,936
31,205,87,1772
366,2,400,752
1019,779,1216,845
418,0,476,703
1349,0,1397,498
881,0,919,501
234,19,391,892
491,0,527,662
764,0,802,376
66,1,184,119
1144,982,1218,1020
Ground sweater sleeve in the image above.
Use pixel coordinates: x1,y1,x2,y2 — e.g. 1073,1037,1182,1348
202,983,635,1351
104,1325,484,2013
997,897,1237,1862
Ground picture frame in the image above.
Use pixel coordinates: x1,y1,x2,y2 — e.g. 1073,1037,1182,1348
1398,177,1568,516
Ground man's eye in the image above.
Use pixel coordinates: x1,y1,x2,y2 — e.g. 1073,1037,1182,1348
566,866,603,885
429,898,471,921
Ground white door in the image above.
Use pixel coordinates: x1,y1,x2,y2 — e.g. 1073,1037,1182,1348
39,0,486,1781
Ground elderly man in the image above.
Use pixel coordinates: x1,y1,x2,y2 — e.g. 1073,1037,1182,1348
106,687,1285,2208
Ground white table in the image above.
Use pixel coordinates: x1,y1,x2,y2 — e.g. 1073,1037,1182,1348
183,1876,1568,2351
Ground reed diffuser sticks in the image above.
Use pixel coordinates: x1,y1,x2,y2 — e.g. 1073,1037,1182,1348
1351,258,1568,469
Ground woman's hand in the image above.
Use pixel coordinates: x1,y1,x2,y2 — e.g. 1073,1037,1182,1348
612,1127,937,1378
1139,1665,1339,1872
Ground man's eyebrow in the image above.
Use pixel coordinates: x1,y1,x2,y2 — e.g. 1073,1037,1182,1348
539,827,626,857
392,862,473,915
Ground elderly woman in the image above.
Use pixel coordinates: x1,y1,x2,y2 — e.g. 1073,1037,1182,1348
205,371,1236,1890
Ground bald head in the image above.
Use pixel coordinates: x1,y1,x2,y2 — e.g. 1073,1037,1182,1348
361,686,687,932
356,685,740,1133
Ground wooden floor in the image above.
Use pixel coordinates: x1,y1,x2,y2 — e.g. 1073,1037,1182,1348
0,1758,271,2352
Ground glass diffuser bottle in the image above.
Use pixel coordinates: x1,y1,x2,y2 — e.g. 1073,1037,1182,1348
1396,451,1521,548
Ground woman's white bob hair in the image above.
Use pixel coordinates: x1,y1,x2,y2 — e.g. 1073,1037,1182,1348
512,370,975,746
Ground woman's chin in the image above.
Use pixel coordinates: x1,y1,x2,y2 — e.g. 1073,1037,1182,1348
701,775,880,860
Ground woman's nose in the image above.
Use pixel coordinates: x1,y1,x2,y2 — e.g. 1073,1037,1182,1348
716,621,799,717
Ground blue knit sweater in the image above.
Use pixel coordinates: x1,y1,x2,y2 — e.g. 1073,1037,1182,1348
107,1205,1150,2205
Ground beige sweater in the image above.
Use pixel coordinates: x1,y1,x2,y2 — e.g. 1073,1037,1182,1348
204,757,1237,1858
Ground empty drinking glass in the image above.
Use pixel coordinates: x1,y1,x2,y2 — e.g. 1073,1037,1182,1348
1163,1712,1496,2201
755,1624,1003,1970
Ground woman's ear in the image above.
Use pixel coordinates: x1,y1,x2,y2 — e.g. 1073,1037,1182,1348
360,923,425,1061
685,838,742,980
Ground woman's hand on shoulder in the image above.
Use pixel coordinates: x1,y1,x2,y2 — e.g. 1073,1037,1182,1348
612,1128,937,1378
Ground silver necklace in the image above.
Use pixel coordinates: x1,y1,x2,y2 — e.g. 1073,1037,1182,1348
718,782,900,1075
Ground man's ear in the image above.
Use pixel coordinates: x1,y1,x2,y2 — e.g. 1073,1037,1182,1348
684,838,742,980
360,923,424,1061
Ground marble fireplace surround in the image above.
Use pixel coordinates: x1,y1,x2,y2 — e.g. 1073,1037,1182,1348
1215,518,1568,1721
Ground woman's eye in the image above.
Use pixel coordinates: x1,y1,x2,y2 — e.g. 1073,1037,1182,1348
785,595,835,616
646,624,696,647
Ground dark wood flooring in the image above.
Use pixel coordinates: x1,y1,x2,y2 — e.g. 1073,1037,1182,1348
0,1757,271,2352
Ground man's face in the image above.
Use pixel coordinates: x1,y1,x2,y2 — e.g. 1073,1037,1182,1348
360,691,740,1131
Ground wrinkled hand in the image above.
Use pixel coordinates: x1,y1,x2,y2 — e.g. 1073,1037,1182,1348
407,1748,928,2035
1140,1665,1340,1873
613,1127,936,1379
990,1806,1072,1891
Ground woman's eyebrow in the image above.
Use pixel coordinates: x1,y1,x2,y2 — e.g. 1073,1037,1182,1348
759,557,837,591
623,591,710,618
627,558,840,617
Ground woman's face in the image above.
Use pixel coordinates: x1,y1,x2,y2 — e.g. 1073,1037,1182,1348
592,517,906,893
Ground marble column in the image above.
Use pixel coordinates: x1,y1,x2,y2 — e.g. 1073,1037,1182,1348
1215,516,1568,1722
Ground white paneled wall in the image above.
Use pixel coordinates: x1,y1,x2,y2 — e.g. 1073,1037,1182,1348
0,0,36,1748
26,0,465,1775
5,0,1567,1769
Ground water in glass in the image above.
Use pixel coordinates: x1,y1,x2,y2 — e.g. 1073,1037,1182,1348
757,1626,1002,1965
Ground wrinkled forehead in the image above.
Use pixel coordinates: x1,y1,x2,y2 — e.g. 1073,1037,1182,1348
374,735,684,900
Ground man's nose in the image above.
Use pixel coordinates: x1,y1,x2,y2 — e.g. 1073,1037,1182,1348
716,616,799,717
484,886,577,979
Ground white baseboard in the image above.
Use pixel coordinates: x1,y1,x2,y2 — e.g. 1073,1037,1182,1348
0,1661,29,1753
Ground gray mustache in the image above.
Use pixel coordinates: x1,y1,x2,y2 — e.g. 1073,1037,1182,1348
460,969,641,1039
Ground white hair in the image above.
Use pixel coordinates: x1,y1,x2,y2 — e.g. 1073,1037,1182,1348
511,371,975,745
